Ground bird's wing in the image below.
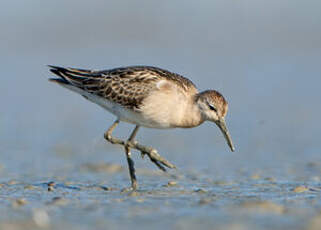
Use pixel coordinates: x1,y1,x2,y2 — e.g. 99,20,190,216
49,65,169,110
49,65,197,110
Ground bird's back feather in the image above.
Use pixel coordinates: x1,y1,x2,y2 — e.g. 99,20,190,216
49,65,197,110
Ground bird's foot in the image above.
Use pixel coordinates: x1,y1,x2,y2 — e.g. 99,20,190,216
140,148,176,172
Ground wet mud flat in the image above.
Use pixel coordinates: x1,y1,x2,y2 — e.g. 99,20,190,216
0,163,321,230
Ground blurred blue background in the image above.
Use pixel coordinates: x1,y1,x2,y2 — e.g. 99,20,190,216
0,0,320,180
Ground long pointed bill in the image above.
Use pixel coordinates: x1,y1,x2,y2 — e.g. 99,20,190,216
215,118,235,152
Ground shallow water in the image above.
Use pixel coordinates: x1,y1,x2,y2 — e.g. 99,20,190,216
1,0,321,229
0,166,321,230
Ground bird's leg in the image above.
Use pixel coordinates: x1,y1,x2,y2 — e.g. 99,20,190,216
104,120,137,189
104,120,125,145
124,125,139,190
104,120,176,175
123,126,176,171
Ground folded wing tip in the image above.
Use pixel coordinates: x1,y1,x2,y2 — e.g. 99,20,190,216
49,78,69,84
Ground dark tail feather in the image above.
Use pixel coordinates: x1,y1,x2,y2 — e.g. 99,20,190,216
48,65,93,77
48,65,93,86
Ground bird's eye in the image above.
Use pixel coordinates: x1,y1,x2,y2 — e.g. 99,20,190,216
208,104,217,112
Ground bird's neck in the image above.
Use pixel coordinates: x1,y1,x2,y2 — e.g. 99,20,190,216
176,96,204,128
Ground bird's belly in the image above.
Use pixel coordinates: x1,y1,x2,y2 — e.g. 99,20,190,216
84,92,171,129
117,109,172,129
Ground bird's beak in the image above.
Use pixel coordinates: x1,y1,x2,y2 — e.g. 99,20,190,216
215,118,235,152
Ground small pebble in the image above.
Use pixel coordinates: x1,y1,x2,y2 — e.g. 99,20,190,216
8,180,18,185
47,181,55,186
166,181,178,187
13,198,28,207
251,174,261,180
24,185,36,190
293,185,308,193
194,188,207,194
100,186,110,191
136,198,144,203
47,181,55,191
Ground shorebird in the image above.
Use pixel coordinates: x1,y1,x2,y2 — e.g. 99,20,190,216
49,65,235,189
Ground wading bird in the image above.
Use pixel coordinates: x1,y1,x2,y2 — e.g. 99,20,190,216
49,65,235,190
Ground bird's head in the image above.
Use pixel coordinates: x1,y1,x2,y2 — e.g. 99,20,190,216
196,90,235,152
